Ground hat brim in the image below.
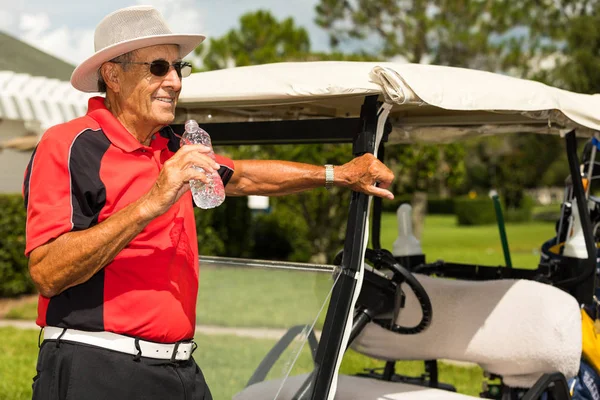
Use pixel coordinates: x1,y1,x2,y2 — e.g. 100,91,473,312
71,34,206,93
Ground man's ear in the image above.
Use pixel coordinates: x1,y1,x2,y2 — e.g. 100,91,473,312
100,63,120,93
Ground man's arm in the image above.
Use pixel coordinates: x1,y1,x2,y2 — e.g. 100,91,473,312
225,153,395,199
29,144,218,297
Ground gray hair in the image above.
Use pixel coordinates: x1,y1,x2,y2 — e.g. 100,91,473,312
96,50,137,93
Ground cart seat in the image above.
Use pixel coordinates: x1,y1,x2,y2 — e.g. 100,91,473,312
353,275,582,388
234,373,477,399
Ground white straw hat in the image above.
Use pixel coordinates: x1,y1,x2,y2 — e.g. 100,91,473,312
71,5,205,92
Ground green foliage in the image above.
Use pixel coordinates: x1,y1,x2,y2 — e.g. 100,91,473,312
380,195,412,213
0,194,34,297
198,9,380,70
463,133,568,203
504,195,534,223
195,196,254,258
199,10,311,70
454,194,533,226
229,143,353,263
454,196,497,226
428,198,455,215
380,196,454,215
315,0,526,67
385,143,466,198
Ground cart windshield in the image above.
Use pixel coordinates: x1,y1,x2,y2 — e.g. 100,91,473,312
194,256,336,400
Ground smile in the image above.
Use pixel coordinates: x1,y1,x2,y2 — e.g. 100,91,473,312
154,97,174,103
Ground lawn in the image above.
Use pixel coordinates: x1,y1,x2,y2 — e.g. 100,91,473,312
379,213,555,268
1,214,556,399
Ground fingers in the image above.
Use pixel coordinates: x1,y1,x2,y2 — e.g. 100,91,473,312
182,166,211,185
367,185,395,200
170,145,219,173
339,153,395,199
179,144,212,154
184,153,219,173
373,166,394,189
144,147,222,216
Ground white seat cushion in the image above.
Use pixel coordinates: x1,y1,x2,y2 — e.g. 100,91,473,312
234,374,477,400
352,275,582,387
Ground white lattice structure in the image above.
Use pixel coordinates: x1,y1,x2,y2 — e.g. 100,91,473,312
0,71,94,134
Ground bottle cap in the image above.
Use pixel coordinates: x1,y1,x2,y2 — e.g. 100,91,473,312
185,119,199,133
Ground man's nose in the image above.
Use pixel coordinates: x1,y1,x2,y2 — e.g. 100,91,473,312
162,66,182,91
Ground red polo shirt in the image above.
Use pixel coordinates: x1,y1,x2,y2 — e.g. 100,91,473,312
23,97,234,343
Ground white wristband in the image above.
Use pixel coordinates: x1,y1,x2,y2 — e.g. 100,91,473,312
325,164,334,190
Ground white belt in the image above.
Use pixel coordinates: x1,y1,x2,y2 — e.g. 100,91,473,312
43,327,194,361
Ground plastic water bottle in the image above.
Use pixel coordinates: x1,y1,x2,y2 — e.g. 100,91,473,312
392,204,422,257
180,120,225,209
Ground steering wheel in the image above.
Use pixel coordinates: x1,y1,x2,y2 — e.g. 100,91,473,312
334,248,433,335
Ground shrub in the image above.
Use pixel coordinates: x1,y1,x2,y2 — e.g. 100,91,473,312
454,196,497,226
454,195,534,226
195,196,254,258
427,197,455,214
381,195,454,215
251,213,295,260
504,195,534,223
0,194,34,297
381,195,412,213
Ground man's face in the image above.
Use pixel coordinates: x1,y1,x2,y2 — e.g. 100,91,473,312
115,44,182,128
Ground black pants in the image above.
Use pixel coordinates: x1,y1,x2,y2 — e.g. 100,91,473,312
32,339,213,400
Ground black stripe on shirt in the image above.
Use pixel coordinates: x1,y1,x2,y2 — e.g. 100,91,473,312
23,146,38,209
218,165,234,186
46,129,110,330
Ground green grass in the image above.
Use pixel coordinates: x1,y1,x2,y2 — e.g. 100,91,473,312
0,328,38,400
196,267,332,329
0,327,483,400
378,214,555,268
5,303,37,320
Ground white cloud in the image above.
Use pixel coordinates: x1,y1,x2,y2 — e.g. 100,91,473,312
19,12,51,35
18,12,95,65
0,8,17,33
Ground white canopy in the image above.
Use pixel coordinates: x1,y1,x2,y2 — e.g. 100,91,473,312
177,61,600,143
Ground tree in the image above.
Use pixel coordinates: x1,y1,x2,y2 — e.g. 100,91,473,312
315,0,532,69
198,9,379,70
199,10,310,71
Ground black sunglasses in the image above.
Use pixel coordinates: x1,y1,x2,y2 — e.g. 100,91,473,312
111,60,193,78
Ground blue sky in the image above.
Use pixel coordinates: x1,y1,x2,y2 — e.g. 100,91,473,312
0,0,337,65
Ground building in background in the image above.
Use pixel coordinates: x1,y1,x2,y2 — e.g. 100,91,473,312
0,31,93,193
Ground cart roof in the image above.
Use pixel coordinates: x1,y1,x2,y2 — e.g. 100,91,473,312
177,61,600,143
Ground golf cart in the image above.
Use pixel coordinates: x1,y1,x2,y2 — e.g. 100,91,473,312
175,62,600,399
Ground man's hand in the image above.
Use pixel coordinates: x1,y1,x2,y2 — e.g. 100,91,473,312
140,144,219,220
336,153,395,199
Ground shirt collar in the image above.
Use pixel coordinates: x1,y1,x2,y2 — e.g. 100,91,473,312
86,96,169,153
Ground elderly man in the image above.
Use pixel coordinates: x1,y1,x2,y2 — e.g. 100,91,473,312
24,5,394,400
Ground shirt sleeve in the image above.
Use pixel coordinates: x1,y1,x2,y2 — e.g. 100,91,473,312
215,154,235,186
23,128,104,256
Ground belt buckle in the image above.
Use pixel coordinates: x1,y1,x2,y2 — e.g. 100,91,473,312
170,342,181,362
